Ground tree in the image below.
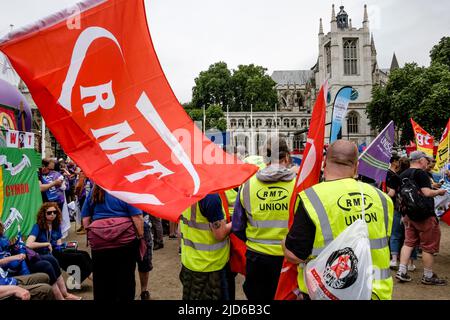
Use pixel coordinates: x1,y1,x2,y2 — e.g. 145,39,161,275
430,36,450,68
191,62,233,110
206,104,226,131
367,62,450,145
186,104,226,132
229,64,278,112
190,62,278,112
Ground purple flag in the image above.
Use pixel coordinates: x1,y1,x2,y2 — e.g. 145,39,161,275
358,121,395,183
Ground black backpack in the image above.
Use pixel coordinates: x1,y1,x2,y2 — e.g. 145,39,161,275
398,169,433,221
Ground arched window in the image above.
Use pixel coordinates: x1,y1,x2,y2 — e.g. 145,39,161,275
238,119,244,128
343,39,358,75
301,119,307,128
256,119,262,128
283,118,290,128
291,119,297,128
293,133,303,151
266,119,272,128
230,119,237,128
347,112,359,134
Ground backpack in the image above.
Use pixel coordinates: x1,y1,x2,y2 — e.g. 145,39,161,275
398,169,433,221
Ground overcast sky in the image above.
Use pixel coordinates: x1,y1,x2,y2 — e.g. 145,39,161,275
1,0,449,103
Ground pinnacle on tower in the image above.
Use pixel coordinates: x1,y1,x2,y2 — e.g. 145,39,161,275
363,4,369,29
319,18,324,35
390,52,399,71
349,18,352,29
371,33,377,54
331,4,336,22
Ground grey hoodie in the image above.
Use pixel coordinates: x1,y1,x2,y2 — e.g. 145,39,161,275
255,164,296,183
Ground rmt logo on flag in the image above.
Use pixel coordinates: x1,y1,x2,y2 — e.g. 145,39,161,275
0,0,257,220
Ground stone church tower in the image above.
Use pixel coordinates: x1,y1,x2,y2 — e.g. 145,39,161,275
314,4,383,144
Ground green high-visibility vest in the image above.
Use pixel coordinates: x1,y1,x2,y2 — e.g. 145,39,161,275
297,178,394,300
240,175,295,256
225,188,238,217
180,202,230,272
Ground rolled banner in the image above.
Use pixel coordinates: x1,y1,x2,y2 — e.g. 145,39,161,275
330,86,352,143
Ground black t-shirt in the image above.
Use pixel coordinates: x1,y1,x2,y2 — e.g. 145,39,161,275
284,200,316,261
399,168,434,212
386,169,401,204
399,168,432,189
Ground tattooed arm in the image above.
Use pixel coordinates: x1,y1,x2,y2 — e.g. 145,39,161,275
210,220,231,242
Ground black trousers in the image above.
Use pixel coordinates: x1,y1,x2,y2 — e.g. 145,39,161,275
243,250,284,300
91,240,138,301
53,249,93,283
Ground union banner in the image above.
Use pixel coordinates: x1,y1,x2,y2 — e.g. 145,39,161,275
0,0,257,220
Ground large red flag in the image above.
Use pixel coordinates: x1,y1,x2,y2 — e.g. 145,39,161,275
0,0,257,221
410,118,434,156
275,81,327,300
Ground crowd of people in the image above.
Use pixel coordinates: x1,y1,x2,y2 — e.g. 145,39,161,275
1,139,449,300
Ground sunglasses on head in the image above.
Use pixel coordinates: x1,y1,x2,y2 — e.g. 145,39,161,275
46,210,57,216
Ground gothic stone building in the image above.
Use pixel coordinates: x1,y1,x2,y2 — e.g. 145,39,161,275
227,5,396,155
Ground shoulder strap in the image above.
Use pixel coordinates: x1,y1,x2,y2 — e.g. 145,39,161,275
218,192,231,223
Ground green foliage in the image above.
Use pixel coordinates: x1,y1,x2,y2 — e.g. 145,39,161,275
229,64,278,112
186,104,226,131
430,37,450,68
191,62,277,112
192,62,233,110
367,62,450,144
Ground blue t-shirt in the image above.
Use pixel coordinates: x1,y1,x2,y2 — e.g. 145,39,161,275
0,236,10,259
81,190,143,221
40,170,65,203
198,194,225,223
29,224,62,255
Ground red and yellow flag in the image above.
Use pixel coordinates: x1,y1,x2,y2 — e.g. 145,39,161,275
435,118,450,171
410,118,434,156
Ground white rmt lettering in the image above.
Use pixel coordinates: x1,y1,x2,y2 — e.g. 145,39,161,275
80,81,115,116
58,26,123,112
91,121,148,164
125,160,174,183
135,92,200,195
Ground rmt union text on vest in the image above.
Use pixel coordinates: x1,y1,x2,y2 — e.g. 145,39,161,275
259,203,289,211
345,212,378,226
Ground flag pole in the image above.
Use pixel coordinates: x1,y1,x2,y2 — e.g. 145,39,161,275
202,105,206,134
41,117,46,159
250,103,253,154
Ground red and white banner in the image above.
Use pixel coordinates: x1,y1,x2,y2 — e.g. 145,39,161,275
275,81,327,300
410,118,434,156
0,0,257,221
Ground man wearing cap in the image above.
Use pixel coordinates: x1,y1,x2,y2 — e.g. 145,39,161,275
396,151,447,285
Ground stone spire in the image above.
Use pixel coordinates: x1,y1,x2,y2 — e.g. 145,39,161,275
349,18,352,29
363,4,369,29
319,18,324,35
390,52,399,71
331,4,337,32
371,33,376,54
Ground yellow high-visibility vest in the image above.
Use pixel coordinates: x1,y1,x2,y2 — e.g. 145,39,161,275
297,178,394,300
240,176,295,256
180,202,230,272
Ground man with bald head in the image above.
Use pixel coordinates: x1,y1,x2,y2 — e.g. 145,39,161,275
283,140,394,300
